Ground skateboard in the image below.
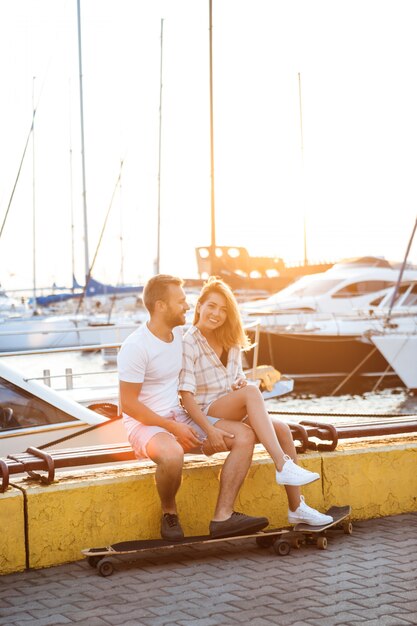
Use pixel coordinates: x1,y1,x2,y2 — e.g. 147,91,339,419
83,527,292,577
291,505,352,550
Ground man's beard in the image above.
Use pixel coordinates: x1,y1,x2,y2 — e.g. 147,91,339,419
165,306,185,328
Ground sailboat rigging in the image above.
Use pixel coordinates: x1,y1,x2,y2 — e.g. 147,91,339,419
76,0,90,283
196,3,331,292
156,18,164,275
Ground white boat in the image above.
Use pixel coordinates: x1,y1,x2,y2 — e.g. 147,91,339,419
0,359,126,457
246,280,417,389
0,288,28,316
241,257,417,328
369,332,417,389
0,312,146,353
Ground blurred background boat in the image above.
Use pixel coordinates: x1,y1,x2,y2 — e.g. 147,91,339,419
241,215,417,393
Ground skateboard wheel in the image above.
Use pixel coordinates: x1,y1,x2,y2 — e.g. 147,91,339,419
256,536,274,549
273,540,291,556
343,521,353,535
291,537,302,549
87,556,101,568
98,559,114,577
317,536,328,550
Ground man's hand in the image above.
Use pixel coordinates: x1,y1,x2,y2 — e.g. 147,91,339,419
170,421,202,451
232,377,247,391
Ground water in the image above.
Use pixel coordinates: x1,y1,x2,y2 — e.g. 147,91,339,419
267,387,417,424
5,350,417,423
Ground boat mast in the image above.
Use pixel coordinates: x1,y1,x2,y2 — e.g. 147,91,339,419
76,0,90,283
119,158,125,285
209,0,217,274
68,79,76,293
32,76,37,303
298,72,308,265
386,215,417,322
156,18,164,275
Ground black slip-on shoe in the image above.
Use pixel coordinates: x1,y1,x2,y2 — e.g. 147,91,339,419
161,513,185,542
209,511,269,539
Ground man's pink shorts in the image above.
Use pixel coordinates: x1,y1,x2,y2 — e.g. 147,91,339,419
126,408,208,460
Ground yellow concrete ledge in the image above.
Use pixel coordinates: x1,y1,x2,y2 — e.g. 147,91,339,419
323,442,417,517
0,486,26,574
2,439,417,573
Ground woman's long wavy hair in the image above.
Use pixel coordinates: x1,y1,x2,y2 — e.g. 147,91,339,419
193,276,251,351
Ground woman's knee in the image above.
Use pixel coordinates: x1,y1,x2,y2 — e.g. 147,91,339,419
243,384,263,402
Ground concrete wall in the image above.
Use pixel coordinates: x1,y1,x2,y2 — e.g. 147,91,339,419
0,486,26,574
1,440,417,574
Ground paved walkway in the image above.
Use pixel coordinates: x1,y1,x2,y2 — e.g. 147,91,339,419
1,513,417,626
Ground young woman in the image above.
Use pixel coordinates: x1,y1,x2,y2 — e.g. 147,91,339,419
179,277,332,526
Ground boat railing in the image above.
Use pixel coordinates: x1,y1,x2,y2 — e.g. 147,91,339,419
0,322,140,337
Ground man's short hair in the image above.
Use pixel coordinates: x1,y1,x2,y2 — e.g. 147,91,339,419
143,274,183,313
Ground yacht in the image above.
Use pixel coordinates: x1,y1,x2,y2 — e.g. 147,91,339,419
241,256,417,328
246,279,417,389
0,359,125,457
0,312,145,353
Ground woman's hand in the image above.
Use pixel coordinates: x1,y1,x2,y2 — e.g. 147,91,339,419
170,421,202,451
232,377,247,391
206,425,234,453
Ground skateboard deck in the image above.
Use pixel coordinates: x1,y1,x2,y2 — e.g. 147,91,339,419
83,527,291,576
292,505,352,550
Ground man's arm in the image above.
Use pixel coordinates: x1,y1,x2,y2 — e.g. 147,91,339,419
119,381,201,450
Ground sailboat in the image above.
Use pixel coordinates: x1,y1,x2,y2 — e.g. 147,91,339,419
0,1,147,353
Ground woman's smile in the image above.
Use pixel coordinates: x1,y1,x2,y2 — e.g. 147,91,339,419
198,293,228,330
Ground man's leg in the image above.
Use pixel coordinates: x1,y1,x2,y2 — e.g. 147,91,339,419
145,432,187,540
202,420,269,537
204,420,255,521
146,432,184,514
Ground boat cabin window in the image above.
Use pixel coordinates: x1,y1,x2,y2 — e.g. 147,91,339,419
369,294,387,307
402,283,417,306
332,280,395,298
370,283,410,307
0,377,78,431
279,278,341,298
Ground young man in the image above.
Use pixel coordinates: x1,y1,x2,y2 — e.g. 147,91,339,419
117,274,268,541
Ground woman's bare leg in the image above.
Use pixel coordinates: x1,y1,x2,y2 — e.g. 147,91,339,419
270,417,301,511
208,385,287,471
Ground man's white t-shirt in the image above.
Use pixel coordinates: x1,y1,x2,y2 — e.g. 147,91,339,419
117,323,183,436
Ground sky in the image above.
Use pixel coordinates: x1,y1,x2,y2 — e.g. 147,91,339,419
1,0,417,292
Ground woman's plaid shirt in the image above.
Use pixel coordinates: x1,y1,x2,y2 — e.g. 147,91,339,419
179,325,245,411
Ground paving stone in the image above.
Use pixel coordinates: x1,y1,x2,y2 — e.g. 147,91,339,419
1,512,417,626
0,613,34,625
342,617,415,626
178,618,225,626
138,611,206,626
17,617,71,626
99,610,156,625
307,614,368,625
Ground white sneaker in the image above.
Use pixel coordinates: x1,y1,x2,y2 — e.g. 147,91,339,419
275,455,320,486
288,496,333,526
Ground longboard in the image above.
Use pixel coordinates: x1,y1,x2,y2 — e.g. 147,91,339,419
292,505,352,550
83,527,292,576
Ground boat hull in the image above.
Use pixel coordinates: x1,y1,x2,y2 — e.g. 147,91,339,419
247,330,390,378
